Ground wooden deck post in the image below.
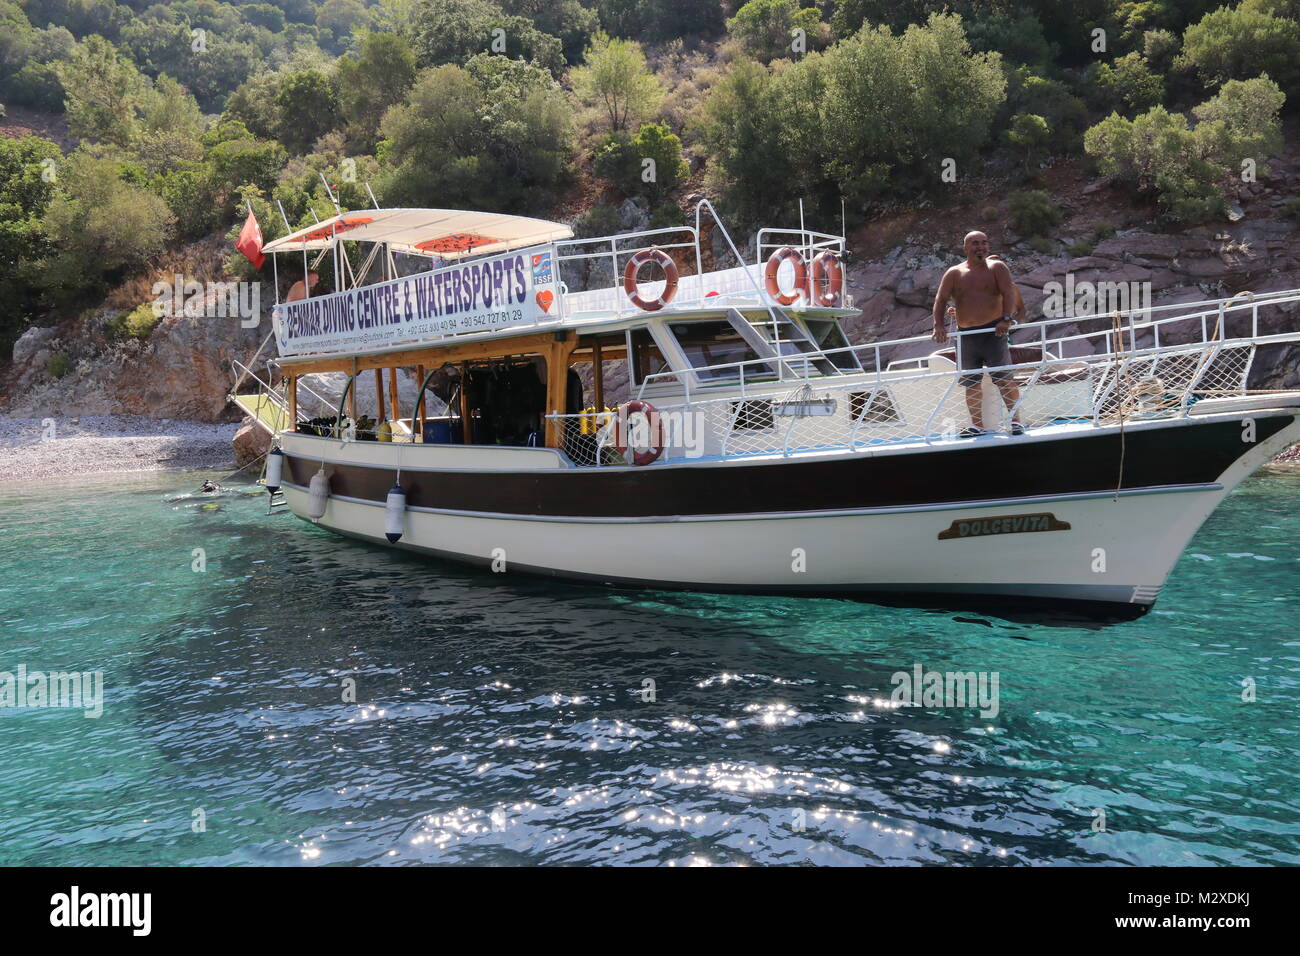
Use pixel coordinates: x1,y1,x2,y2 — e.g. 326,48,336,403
286,375,297,428
592,338,604,411
374,368,386,422
459,363,471,442
348,358,358,422
388,366,400,426
545,332,577,449
415,364,427,433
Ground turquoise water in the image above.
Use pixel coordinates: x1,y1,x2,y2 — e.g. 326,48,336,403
0,468,1297,866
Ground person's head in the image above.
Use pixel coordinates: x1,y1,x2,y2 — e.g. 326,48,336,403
963,231,990,262
307,271,320,288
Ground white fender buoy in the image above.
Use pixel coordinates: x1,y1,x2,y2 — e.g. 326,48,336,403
265,447,284,493
307,465,329,520
385,483,406,543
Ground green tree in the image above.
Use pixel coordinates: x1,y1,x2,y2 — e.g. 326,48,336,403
275,69,340,155
132,74,206,173
205,118,289,215
223,71,285,141
571,31,664,132
1007,189,1062,236
336,31,417,149
1005,113,1051,170
0,135,61,355
816,14,1005,205
1181,4,1300,95
377,56,573,212
691,57,794,218
316,0,373,53
57,35,150,148
1094,51,1164,113
40,149,174,306
1004,67,1088,152
407,0,565,76
500,0,599,64
964,11,1054,66
1084,77,1285,221
728,0,823,63
631,122,688,201
595,0,725,43
1191,75,1286,173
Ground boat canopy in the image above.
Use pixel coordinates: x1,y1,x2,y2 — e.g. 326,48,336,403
261,207,574,259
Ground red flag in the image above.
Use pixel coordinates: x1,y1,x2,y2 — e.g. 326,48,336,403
236,210,265,269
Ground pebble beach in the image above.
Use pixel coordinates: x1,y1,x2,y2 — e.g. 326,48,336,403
0,415,240,483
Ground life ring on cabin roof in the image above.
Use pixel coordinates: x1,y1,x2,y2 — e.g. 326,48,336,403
764,247,807,306
623,248,679,311
810,251,844,307
614,400,664,466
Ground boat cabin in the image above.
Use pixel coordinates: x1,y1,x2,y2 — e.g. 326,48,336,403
258,203,858,463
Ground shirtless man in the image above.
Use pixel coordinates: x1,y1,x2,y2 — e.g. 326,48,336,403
286,271,320,301
932,232,1027,436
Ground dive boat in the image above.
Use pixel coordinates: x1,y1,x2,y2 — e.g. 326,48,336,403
233,202,1300,614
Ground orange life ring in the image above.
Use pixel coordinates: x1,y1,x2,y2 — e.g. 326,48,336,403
623,249,678,311
764,247,807,306
810,251,844,307
614,400,664,466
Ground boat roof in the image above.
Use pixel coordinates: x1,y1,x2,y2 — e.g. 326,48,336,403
262,207,574,259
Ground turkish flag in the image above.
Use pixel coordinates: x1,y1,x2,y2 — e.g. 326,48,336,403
236,210,265,269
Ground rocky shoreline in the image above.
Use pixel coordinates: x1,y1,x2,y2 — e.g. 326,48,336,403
0,415,240,484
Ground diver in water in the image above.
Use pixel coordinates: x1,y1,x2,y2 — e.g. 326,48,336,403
199,479,223,494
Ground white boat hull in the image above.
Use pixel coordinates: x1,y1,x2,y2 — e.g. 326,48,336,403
276,403,1300,611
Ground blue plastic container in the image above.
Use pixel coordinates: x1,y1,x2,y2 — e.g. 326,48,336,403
422,417,463,444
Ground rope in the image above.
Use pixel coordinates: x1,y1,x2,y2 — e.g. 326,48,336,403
1111,311,1127,501
215,444,270,483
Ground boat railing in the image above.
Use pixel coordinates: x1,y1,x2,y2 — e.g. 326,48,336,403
548,288,1300,465
755,227,845,269
555,200,850,318
231,358,333,421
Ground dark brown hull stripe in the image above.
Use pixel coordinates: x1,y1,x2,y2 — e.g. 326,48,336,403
284,415,1290,519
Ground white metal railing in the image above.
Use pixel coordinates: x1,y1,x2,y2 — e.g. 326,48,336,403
231,358,333,423
554,200,849,318
547,289,1300,465
756,227,844,268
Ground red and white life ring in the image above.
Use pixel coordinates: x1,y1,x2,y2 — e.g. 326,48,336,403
764,247,807,306
615,400,664,466
623,249,679,311
810,251,844,307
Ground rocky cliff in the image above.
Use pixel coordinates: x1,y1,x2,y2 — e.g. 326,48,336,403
841,154,1300,388
3,160,1298,427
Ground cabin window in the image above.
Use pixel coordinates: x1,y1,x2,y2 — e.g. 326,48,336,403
730,400,774,430
630,327,676,386
669,320,772,382
804,319,861,370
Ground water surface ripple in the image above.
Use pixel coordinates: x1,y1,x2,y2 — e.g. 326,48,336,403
1,470,1297,866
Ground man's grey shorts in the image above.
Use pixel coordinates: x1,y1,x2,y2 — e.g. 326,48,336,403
957,318,1013,388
